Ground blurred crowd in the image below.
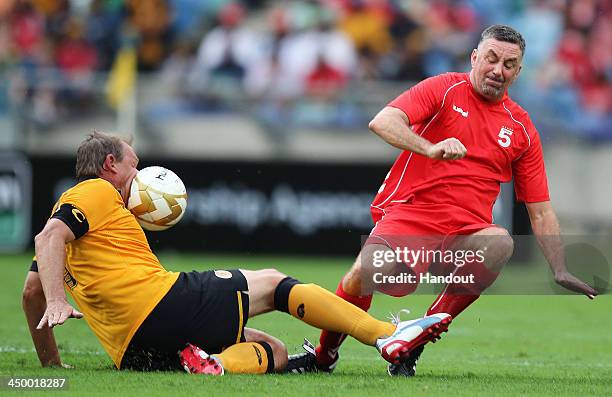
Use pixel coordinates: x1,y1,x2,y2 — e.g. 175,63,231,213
1,0,610,137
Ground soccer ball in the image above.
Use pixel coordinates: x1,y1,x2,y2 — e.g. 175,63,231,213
127,166,188,231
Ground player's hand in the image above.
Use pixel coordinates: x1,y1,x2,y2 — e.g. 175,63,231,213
427,138,467,160
42,361,73,369
36,299,83,329
554,270,598,299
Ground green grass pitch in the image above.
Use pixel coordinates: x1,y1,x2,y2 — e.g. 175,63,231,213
0,252,610,396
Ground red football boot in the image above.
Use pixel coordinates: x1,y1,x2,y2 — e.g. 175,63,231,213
178,343,224,376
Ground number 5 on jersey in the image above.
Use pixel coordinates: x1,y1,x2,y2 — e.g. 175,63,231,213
497,127,514,148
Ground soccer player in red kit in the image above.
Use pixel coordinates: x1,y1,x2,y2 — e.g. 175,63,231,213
288,24,598,376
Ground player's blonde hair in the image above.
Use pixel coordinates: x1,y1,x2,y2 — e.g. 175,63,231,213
75,131,133,181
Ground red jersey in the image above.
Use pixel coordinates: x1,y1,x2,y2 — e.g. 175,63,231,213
371,72,550,225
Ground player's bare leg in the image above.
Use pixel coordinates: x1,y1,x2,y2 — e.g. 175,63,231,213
239,268,397,346
455,226,515,271
316,243,404,371
237,268,451,369
182,267,396,376
428,226,514,316
390,226,514,377
344,244,402,296
181,265,452,375
239,268,288,317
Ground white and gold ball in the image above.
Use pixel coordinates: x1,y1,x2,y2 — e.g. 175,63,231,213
127,166,187,231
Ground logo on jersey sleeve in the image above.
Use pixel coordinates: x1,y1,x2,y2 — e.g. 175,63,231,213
452,104,469,118
497,126,514,148
51,203,90,239
71,208,85,223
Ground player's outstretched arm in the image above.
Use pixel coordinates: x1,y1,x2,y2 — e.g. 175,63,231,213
22,271,66,367
526,201,598,299
368,106,467,160
34,219,83,330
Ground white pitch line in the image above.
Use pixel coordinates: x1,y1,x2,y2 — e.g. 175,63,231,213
0,346,104,355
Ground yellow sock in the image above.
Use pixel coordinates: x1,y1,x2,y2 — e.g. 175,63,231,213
213,342,274,374
287,283,396,345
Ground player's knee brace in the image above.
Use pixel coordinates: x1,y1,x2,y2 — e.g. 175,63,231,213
274,277,302,313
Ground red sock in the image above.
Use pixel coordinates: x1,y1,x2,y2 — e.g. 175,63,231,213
427,261,499,318
316,278,372,367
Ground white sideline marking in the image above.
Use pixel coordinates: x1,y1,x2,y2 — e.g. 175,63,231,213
0,346,104,355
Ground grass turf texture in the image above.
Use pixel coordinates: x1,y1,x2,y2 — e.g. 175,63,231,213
0,252,610,396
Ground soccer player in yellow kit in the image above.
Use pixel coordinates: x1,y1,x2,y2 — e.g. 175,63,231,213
23,131,452,375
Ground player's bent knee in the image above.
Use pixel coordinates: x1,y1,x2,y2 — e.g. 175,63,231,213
481,229,514,271
361,243,397,272
497,232,515,262
343,266,363,296
244,328,288,372
268,338,288,372
347,243,396,295
246,268,288,290
260,268,288,289
243,269,296,317
22,286,37,306
488,229,514,263
22,272,44,305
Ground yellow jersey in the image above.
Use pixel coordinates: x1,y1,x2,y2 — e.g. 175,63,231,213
51,178,178,368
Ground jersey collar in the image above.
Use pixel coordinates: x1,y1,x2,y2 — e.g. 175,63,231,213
77,175,100,182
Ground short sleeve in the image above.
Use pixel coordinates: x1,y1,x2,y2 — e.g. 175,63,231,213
387,73,457,125
513,127,550,203
57,179,121,236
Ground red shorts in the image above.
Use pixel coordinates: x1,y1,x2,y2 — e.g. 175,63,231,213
365,202,494,296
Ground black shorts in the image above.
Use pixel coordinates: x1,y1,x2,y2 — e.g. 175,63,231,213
121,269,249,371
